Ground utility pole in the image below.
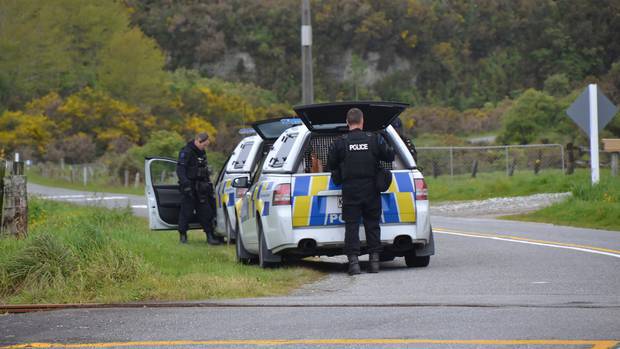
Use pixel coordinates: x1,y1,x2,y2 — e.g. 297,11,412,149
301,0,314,104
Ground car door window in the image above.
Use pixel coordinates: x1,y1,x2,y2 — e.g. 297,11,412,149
233,141,254,169
267,133,298,168
150,160,178,186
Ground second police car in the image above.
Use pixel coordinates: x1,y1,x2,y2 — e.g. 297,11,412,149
145,118,299,242
232,101,434,268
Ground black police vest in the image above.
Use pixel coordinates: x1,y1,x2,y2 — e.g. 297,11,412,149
342,132,378,180
182,144,209,181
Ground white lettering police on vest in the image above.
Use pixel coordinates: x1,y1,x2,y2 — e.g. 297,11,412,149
349,143,369,151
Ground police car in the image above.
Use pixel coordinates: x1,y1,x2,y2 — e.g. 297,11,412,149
232,101,434,268
144,118,298,241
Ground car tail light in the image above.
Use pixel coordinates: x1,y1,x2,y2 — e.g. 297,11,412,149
414,178,428,200
236,188,248,198
273,183,291,205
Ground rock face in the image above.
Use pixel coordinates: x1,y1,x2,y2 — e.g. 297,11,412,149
205,51,257,79
207,48,414,86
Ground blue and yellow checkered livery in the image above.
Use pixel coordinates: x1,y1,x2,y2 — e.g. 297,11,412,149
291,171,416,227
217,179,235,208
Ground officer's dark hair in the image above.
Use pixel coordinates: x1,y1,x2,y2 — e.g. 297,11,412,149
195,132,209,143
346,108,364,125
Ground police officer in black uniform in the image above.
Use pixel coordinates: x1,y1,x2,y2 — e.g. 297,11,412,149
327,108,395,275
176,132,221,245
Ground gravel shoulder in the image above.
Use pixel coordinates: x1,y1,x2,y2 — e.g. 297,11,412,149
431,192,572,218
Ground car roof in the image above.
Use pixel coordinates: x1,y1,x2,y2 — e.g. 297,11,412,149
293,101,409,132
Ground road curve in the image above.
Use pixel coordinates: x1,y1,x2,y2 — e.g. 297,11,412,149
2,183,617,348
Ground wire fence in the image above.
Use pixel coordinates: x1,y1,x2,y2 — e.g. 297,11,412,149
416,144,566,177
29,162,142,187
416,143,620,177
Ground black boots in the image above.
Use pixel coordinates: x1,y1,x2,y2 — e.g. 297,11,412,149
347,255,361,275
179,232,188,244
369,252,380,273
206,230,222,245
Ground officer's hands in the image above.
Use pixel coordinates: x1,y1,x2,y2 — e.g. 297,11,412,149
377,130,389,141
181,183,193,198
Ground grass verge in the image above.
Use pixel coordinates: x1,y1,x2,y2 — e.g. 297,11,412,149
0,199,323,304
426,169,593,202
502,175,620,231
26,170,144,196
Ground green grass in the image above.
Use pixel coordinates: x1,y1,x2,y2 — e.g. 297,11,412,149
26,169,144,196
0,199,323,304
503,175,620,231
426,169,592,202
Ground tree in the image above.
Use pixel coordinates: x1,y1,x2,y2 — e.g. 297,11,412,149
498,89,564,144
97,28,167,108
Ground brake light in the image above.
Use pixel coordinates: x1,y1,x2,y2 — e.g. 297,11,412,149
273,183,291,205
414,178,428,200
236,188,248,198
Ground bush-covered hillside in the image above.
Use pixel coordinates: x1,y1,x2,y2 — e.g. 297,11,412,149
1,0,619,168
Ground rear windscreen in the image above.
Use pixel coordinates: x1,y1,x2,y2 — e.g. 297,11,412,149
253,118,301,140
232,141,254,169
301,134,394,173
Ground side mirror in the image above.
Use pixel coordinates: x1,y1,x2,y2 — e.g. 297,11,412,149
232,177,250,188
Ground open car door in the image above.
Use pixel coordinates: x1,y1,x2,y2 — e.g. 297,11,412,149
293,101,408,132
145,157,200,230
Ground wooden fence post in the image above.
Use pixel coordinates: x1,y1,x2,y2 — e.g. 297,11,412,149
134,172,140,188
1,161,28,238
0,160,5,218
124,169,129,187
508,159,516,177
431,160,440,178
566,143,575,175
534,150,542,175
471,159,478,178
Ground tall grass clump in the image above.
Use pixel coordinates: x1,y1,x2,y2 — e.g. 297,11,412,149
0,198,322,304
0,199,145,303
505,173,620,231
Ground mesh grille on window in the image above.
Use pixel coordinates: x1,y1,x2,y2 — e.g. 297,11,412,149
303,135,393,173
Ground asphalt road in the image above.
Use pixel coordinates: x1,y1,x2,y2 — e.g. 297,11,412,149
1,184,618,349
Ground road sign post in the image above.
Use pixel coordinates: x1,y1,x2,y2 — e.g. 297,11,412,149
566,84,618,185
588,84,600,184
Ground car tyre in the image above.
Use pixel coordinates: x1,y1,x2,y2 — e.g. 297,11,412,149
404,252,430,268
235,216,254,264
224,210,236,243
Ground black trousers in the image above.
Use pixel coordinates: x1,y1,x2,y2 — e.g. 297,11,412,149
342,178,382,256
178,191,214,234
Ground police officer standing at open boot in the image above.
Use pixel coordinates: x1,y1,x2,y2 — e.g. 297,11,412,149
176,132,221,245
327,108,394,275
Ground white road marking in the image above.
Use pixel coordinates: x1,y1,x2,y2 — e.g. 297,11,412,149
435,228,620,259
131,205,147,209
41,195,129,202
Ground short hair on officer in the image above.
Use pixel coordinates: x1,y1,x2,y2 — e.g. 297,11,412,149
195,132,209,143
346,108,364,125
